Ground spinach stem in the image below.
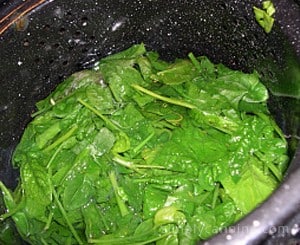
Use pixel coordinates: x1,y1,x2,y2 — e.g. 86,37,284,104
134,232,173,245
109,172,129,217
255,151,283,181
46,143,63,169
267,162,283,182
134,165,166,170
43,212,54,231
132,84,196,109
40,237,49,245
212,183,220,209
31,107,47,118
133,131,155,154
52,187,83,245
88,230,172,244
0,203,25,220
98,205,110,231
36,122,61,149
113,154,166,172
0,181,14,207
0,181,22,220
60,149,89,185
188,52,202,72
112,155,143,174
255,112,286,141
78,98,119,131
44,125,78,152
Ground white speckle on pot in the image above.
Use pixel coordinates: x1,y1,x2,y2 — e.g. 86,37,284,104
54,7,64,19
291,224,300,236
283,184,290,190
253,220,260,227
112,21,123,31
0,105,8,112
111,18,127,32
226,235,232,240
274,207,280,212
17,60,23,66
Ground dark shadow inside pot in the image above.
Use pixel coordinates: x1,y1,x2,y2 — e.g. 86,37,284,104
0,0,299,244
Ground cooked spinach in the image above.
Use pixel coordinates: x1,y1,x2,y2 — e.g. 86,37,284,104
0,43,288,244
253,0,276,33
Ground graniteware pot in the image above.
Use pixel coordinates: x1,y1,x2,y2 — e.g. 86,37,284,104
0,0,299,244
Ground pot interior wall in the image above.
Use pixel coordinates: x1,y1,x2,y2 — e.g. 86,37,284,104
0,0,299,243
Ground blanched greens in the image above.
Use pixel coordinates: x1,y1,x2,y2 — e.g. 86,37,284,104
253,0,276,33
0,43,288,244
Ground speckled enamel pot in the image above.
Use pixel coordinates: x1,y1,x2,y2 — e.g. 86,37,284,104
0,0,299,244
